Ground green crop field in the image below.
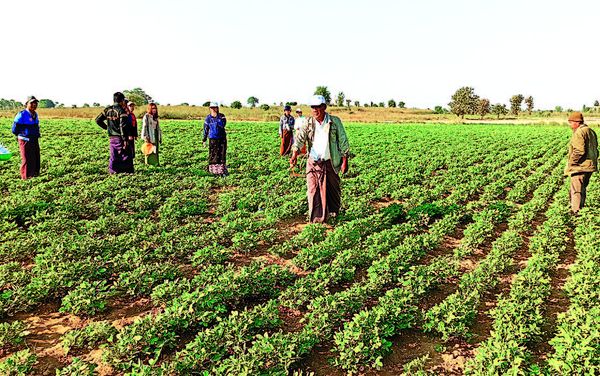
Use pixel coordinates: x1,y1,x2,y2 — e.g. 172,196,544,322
0,119,598,375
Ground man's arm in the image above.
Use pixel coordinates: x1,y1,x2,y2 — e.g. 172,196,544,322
336,118,350,157
119,112,129,138
95,111,108,130
279,116,284,137
290,120,308,169
203,118,209,142
11,112,23,136
292,119,307,153
570,131,586,166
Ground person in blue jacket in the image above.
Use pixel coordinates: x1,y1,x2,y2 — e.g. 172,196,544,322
12,96,41,179
202,102,228,176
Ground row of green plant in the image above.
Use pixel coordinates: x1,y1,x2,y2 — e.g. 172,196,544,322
423,162,565,340
326,157,562,372
546,181,600,374
169,137,564,374
465,183,570,374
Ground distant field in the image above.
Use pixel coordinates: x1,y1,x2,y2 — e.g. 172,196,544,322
1,120,599,375
2,106,599,125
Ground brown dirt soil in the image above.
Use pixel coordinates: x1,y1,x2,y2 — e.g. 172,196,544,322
8,303,81,375
372,198,403,210
3,298,156,375
278,306,305,334
259,254,308,277
228,216,312,268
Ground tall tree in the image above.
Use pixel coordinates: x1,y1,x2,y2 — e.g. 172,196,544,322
524,96,534,115
354,101,360,107
449,86,479,119
314,86,331,105
38,99,56,108
124,88,153,106
346,99,351,108
491,103,509,119
388,99,397,108
510,94,524,116
247,96,259,108
594,100,599,107
477,98,491,119
398,101,406,109
335,92,345,107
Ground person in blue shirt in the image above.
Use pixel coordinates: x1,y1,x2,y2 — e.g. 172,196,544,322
12,96,41,179
202,102,228,176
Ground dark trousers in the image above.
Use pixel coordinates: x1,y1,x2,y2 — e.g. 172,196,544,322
18,138,40,180
109,136,134,174
570,172,593,213
306,158,341,223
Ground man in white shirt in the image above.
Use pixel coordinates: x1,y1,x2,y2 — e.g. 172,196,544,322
290,95,350,223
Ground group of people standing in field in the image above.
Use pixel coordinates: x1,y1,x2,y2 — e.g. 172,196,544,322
94,92,165,173
7,93,597,222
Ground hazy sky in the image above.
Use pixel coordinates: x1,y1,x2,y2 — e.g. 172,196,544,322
2,0,598,109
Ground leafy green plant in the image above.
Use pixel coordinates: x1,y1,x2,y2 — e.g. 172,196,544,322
55,358,97,376
61,320,117,355
0,321,28,349
0,349,37,375
60,280,111,316
115,263,180,297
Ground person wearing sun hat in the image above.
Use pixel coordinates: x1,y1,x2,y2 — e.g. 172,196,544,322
11,96,41,179
290,95,350,223
565,111,598,214
279,105,295,156
203,101,228,176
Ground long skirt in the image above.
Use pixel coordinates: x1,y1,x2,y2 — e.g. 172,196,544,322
18,138,40,180
280,129,293,156
109,136,134,174
306,158,341,223
208,137,227,175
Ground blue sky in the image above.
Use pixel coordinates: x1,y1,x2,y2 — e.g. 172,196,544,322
2,0,599,109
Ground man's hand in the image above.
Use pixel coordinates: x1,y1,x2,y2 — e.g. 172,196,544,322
341,157,349,174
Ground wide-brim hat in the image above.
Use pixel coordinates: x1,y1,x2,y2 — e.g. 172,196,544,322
209,101,219,108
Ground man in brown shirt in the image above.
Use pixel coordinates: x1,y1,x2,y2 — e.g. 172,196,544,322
565,112,598,214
